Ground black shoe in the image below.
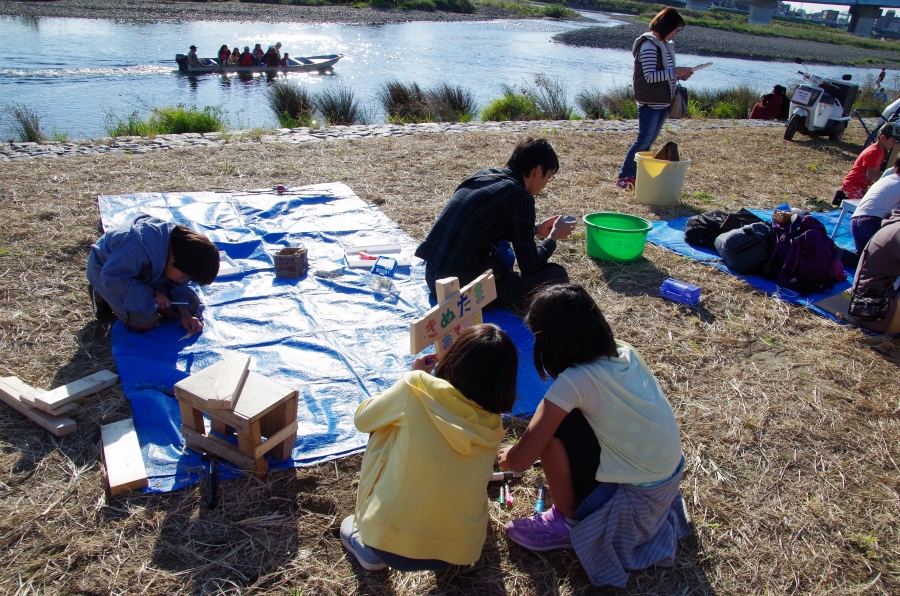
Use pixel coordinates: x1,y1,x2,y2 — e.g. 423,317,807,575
832,189,847,206
88,284,113,319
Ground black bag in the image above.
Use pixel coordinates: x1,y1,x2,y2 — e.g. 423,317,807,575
714,222,775,274
719,208,765,235
684,210,729,249
849,293,891,321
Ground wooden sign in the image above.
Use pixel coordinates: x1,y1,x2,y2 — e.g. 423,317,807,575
410,270,497,356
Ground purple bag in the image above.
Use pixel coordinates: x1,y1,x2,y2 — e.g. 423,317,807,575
774,217,845,294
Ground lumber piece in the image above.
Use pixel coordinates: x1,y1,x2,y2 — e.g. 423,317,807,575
4,377,77,414
101,418,149,495
32,370,119,414
209,353,250,410
0,378,77,437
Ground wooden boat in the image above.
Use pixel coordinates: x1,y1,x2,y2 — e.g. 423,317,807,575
175,54,343,74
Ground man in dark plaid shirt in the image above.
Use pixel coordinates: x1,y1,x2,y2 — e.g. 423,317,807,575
415,138,575,313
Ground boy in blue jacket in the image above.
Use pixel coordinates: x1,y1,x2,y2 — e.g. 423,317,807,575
87,214,220,335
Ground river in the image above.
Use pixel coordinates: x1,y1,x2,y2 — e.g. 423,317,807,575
0,13,884,139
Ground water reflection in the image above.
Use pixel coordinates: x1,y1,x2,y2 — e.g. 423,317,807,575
0,15,886,139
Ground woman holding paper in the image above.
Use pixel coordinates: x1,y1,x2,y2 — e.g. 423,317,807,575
616,7,692,190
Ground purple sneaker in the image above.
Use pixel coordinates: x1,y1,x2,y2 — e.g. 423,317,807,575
505,505,573,551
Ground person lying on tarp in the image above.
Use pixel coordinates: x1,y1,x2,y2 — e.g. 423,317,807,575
851,155,900,254
849,208,900,334
87,214,219,336
414,137,576,314
749,85,787,120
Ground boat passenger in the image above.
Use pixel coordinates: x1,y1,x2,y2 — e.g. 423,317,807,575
187,45,202,68
252,44,265,65
275,42,283,61
231,47,240,66
264,45,280,67
239,46,254,67
280,53,290,67
218,44,231,66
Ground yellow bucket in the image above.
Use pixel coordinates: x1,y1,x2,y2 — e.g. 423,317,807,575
634,151,691,207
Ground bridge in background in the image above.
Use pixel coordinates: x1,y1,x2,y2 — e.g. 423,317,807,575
685,0,900,37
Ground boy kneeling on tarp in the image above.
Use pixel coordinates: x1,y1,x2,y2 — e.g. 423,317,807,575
87,214,219,336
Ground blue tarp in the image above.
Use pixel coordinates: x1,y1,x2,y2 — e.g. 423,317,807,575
99,183,551,493
646,206,855,322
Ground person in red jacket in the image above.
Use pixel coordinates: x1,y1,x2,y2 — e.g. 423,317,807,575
841,124,900,201
749,85,786,120
239,46,254,67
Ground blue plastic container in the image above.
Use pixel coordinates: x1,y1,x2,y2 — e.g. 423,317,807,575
660,278,701,306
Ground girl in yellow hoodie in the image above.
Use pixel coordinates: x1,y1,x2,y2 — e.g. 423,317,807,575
341,324,519,572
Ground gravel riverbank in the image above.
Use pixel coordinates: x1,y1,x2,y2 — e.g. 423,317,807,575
556,20,900,67
0,0,520,24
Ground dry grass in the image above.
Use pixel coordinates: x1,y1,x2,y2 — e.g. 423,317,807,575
0,124,898,595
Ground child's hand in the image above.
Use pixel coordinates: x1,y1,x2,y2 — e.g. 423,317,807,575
180,311,204,336
410,354,437,373
497,446,512,470
154,290,171,310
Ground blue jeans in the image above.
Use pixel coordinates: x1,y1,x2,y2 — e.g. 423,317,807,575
852,215,884,254
618,105,669,179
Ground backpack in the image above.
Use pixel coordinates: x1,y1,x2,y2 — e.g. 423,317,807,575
684,210,728,249
762,214,845,294
714,222,775,274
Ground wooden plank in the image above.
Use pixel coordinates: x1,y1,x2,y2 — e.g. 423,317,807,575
175,363,295,425
254,420,298,459
435,277,460,304
209,353,250,410
100,418,149,496
0,379,77,437
181,425,256,470
33,370,119,413
4,377,44,408
410,270,497,354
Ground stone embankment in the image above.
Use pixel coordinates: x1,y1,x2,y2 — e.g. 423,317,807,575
0,118,786,162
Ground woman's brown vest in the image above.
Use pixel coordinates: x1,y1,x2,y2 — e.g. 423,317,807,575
632,33,675,105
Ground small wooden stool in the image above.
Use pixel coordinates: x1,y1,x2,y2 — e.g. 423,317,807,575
174,360,298,476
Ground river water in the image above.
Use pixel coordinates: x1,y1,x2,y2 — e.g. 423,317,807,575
0,13,883,139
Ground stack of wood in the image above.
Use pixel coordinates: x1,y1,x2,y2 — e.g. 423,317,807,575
0,370,119,437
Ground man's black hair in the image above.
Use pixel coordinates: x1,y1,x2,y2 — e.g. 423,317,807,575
169,225,220,286
505,137,559,178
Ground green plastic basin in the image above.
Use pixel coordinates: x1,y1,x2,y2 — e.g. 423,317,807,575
582,212,652,263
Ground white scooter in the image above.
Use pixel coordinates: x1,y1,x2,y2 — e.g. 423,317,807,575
784,60,857,143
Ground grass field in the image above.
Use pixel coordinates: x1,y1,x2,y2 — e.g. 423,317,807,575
0,122,897,594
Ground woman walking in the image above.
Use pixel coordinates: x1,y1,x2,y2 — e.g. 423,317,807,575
616,8,692,190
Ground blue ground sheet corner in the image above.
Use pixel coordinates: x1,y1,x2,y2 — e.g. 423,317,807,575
99,183,549,493
646,207,856,323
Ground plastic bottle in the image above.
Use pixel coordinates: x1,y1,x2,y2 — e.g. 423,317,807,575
660,278,701,306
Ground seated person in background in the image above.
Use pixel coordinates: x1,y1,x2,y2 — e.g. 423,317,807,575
87,214,220,336
263,45,280,66
841,123,900,201
217,44,231,65
414,137,575,314
498,284,689,588
849,209,900,334
252,43,265,64
231,46,240,65
874,88,890,103
749,85,786,120
239,46,254,66
275,42,283,61
186,44,201,68
280,53,290,67
341,324,518,572
851,156,900,253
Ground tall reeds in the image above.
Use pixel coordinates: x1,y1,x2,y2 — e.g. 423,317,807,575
426,84,477,122
106,104,227,137
317,86,365,125
482,75,574,122
3,104,46,143
377,81,431,124
267,82,316,128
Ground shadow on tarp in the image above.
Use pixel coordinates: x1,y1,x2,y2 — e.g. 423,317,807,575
647,205,858,324
100,184,551,493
